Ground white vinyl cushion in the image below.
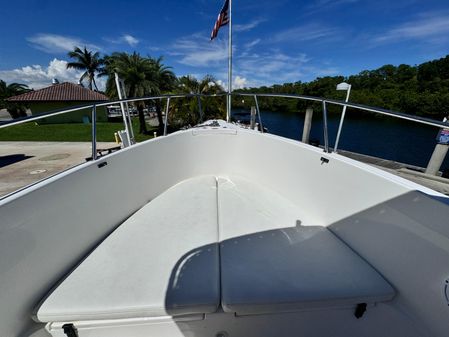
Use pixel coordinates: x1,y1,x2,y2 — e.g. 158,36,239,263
37,176,220,322
37,175,395,323
218,176,395,315
217,176,312,240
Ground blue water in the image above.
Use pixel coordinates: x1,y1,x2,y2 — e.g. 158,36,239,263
234,109,449,170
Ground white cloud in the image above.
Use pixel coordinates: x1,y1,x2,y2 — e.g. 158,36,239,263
27,34,101,53
237,52,309,78
148,46,162,52
230,52,338,87
105,34,140,47
271,23,339,43
171,33,228,67
304,0,359,15
167,30,338,88
313,0,358,5
122,34,139,47
374,12,449,44
234,76,248,89
0,58,105,90
309,0,358,9
234,19,265,32
245,39,261,50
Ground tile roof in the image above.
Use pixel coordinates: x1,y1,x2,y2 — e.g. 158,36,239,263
7,82,109,102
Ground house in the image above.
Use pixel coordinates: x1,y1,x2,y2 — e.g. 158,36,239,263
7,81,109,124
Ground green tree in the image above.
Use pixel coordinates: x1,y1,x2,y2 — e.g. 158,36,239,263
235,54,449,118
108,52,154,134
103,52,175,133
67,47,104,91
173,75,225,126
147,57,176,134
0,80,30,119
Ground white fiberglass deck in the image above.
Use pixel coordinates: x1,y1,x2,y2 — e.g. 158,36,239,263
36,175,394,323
2,124,449,337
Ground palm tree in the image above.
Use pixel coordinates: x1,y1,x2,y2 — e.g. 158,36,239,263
67,47,104,91
0,80,30,119
102,53,176,134
103,52,157,134
174,75,225,126
147,57,176,134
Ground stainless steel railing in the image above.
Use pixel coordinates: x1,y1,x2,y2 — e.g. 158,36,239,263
234,92,449,153
0,93,225,160
1,92,448,159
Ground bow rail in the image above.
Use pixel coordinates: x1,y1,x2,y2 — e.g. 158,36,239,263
1,92,447,158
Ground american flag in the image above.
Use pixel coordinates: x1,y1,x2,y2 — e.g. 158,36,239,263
210,0,229,40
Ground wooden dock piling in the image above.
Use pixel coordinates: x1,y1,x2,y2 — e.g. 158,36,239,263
302,108,313,144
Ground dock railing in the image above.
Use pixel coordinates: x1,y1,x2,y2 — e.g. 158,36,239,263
1,92,448,160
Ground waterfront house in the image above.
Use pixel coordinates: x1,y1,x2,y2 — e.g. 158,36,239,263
6,81,109,124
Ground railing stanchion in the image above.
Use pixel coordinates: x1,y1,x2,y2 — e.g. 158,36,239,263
197,95,204,122
322,101,330,153
334,108,346,152
253,95,264,133
91,105,97,160
164,97,171,136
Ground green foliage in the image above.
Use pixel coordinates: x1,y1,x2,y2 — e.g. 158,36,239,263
0,80,30,119
101,52,176,134
3,53,449,125
235,55,449,118
67,47,104,91
170,75,226,127
103,52,156,98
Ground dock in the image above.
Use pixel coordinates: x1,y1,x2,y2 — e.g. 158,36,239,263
337,149,449,195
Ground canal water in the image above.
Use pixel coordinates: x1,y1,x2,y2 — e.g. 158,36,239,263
234,109,449,170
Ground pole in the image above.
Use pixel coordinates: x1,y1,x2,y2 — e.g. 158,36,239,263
253,95,264,133
164,97,170,136
227,0,232,123
425,144,449,175
114,73,133,146
334,85,351,152
302,107,313,144
197,95,203,122
250,106,256,130
91,105,97,160
425,117,449,175
322,101,329,153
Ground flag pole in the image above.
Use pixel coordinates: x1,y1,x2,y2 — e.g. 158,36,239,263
227,0,232,122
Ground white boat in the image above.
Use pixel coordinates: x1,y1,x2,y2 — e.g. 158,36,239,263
1,93,449,337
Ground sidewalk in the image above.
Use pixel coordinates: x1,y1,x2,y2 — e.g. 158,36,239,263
0,141,117,197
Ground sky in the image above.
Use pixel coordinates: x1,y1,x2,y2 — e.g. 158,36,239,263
0,0,448,90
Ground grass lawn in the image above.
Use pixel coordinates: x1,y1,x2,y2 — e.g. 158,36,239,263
0,119,157,142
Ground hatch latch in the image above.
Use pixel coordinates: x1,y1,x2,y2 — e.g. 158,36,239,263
354,303,367,319
62,323,78,337
320,157,329,165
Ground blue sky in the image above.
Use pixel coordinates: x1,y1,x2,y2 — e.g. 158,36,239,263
0,0,448,89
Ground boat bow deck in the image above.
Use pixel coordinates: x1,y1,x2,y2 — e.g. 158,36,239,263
36,175,395,323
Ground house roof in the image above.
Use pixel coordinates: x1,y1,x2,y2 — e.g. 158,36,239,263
7,82,109,102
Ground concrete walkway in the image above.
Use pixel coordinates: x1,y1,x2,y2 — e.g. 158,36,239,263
0,141,117,197
338,149,449,195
